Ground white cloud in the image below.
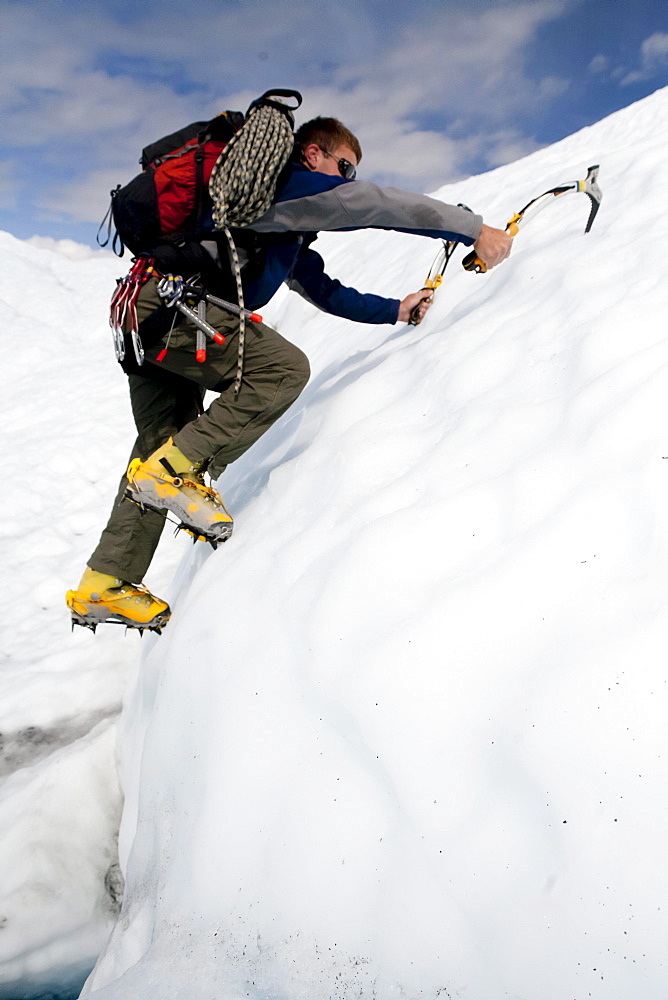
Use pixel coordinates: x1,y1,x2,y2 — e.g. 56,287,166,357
1,0,576,228
589,54,609,75
621,32,668,86
483,130,544,170
536,75,570,100
270,2,571,188
37,167,140,226
25,235,113,259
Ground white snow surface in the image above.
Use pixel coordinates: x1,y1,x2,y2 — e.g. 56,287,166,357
1,88,668,1000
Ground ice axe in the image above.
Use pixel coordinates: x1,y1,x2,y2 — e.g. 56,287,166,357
462,164,602,273
408,204,472,324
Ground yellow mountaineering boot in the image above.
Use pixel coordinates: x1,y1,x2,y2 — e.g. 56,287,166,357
125,438,233,547
66,568,171,633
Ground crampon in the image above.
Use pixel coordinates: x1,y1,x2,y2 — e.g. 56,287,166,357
66,583,171,634
125,455,234,549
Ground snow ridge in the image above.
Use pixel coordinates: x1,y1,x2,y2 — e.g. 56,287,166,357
1,88,668,1000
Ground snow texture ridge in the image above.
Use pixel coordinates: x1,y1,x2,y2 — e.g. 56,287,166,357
1,86,668,1000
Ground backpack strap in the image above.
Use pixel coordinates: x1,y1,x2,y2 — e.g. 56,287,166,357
97,185,124,253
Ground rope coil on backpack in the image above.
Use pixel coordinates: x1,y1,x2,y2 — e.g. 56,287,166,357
209,90,301,395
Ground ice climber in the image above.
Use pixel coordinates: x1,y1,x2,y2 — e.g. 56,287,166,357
66,115,512,632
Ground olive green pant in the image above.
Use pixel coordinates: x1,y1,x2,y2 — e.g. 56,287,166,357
88,279,310,583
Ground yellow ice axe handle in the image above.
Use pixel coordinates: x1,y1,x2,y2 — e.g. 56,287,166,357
408,284,438,326
461,218,521,273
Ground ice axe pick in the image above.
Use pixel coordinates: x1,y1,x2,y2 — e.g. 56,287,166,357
462,164,603,273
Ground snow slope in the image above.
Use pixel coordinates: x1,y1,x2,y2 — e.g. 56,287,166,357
0,237,194,999
2,87,668,1000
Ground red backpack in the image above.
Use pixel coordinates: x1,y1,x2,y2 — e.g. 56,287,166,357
98,89,302,258
98,109,245,256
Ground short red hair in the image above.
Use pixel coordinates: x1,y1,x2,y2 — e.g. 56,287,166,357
294,117,362,163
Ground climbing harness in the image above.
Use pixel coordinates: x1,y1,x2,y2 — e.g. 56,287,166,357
155,275,264,363
109,258,266,368
181,283,264,324
209,89,302,394
155,275,228,358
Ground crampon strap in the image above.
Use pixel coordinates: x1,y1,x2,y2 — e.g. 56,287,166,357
110,256,157,365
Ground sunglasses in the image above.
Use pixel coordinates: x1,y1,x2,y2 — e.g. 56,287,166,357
318,146,357,180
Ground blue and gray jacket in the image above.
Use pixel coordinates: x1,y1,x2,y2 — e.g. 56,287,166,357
200,162,483,326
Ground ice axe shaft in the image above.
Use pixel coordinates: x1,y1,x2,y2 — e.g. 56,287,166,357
409,205,473,325
408,240,456,324
462,164,602,273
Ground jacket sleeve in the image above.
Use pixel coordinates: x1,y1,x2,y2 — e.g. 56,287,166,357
287,246,400,324
250,179,483,245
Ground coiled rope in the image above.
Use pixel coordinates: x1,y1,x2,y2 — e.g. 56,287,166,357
209,92,300,394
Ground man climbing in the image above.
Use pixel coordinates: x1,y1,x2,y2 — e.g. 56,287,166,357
66,115,512,633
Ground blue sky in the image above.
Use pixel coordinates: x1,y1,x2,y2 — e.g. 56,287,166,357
1,0,667,248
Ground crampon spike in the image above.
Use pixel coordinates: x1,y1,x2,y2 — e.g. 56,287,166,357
68,594,170,635
71,618,96,633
